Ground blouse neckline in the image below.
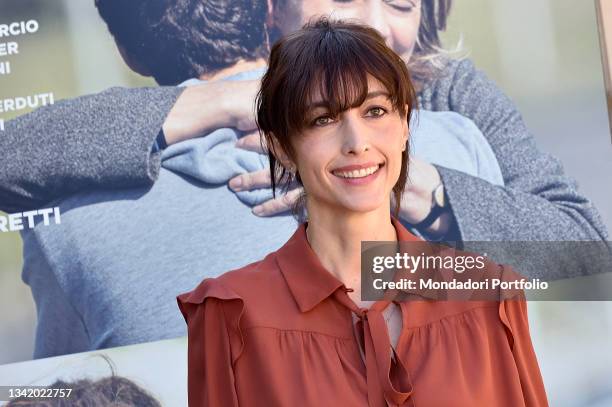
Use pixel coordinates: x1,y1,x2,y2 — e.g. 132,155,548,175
276,216,425,314
274,217,422,406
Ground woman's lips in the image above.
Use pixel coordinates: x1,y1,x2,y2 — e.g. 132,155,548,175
331,163,384,185
332,162,381,173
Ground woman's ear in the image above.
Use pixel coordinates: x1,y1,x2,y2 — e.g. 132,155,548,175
269,134,296,172
401,104,410,151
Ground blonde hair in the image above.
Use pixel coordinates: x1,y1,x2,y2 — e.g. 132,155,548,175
407,0,464,87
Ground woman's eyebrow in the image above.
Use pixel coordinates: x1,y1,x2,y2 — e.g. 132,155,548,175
307,91,391,110
364,90,390,100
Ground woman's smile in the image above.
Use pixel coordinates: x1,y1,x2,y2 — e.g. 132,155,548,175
331,162,385,185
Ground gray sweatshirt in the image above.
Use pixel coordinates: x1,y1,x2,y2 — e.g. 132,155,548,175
1,58,607,242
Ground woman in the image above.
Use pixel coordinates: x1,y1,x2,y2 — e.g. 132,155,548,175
178,18,548,407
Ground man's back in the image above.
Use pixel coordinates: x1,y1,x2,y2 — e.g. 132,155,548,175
22,145,298,358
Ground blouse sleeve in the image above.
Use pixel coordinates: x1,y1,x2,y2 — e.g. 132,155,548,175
499,299,549,406
177,279,246,407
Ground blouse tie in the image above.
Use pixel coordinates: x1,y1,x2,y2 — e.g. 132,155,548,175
334,289,415,407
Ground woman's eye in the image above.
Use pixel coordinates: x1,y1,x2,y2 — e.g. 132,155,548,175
366,107,387,117
384,0,415,13
313,116,334,126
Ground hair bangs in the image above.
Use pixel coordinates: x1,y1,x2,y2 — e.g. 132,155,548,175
285,27,410,134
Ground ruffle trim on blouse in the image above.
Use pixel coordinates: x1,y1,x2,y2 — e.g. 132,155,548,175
497,264,529,351
498,300,515,350
178,278,246,365
498,296,530,352
497,298,549,406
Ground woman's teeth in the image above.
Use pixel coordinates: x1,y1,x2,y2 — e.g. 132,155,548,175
334,165,380,179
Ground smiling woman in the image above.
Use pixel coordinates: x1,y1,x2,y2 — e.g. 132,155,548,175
178,17,548,407
256,17,415,218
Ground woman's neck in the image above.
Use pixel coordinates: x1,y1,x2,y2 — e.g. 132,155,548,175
305,205,397,292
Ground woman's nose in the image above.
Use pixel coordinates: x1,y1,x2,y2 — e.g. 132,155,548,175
341,116,371,155
361,1,392,46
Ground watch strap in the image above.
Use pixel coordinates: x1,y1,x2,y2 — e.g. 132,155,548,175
413,182,447,230
413,204,446,230
152,128,168,152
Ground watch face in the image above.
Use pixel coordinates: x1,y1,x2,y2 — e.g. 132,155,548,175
434,184,446,208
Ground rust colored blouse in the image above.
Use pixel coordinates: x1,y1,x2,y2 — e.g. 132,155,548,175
178,219,548,407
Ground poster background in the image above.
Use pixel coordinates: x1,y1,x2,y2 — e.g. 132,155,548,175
1,1,611,406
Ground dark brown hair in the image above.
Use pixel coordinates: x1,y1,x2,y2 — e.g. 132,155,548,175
95,0,268,85
256,17,416,217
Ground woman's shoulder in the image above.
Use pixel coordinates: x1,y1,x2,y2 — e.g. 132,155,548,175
177,251,282,307
177,246,312,332
428,57,477,85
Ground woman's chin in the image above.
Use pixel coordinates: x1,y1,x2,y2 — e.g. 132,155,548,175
309,189,392,216
337,195,389,214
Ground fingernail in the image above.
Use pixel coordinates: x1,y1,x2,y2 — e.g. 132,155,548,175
252,206,264,216
229,177,242,191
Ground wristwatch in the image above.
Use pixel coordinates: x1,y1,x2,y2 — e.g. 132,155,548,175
152,128,168,153
413,182,448,230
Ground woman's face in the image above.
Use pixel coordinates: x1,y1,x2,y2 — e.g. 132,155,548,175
285,76,408,216
274,0,421,60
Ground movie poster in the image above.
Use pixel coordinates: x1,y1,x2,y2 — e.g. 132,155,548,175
1,1,611,406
